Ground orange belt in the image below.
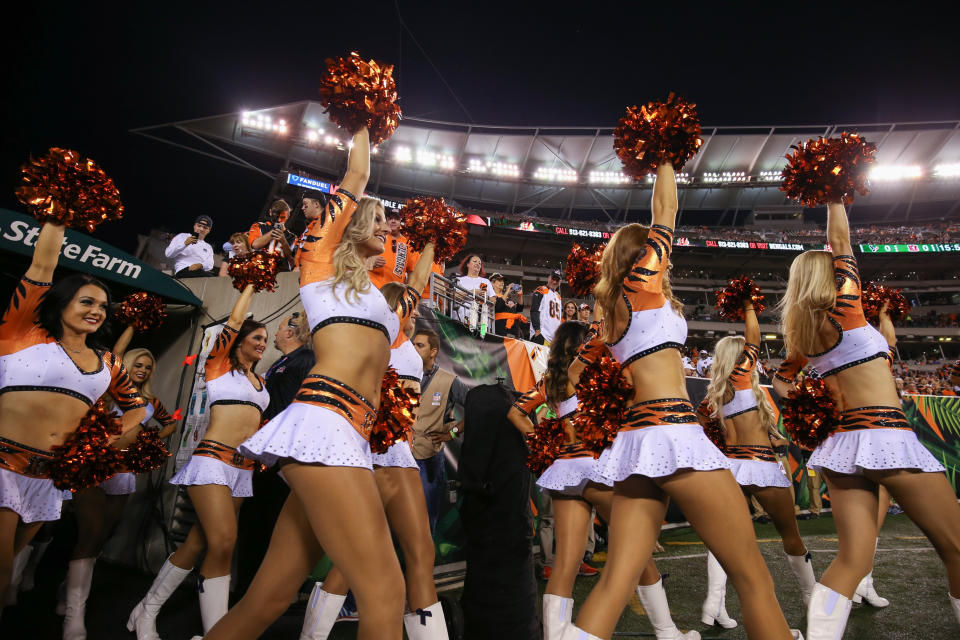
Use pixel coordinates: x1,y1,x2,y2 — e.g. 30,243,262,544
494,312,529,329
725,445,777,463
193,439,255,471
837,406,910,433
294,374,377,441
620,398,698,433
0,436,54,478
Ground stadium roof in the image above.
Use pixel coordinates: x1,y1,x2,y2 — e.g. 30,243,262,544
133,101,960,223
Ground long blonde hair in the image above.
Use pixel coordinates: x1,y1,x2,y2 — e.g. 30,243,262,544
331,197,383,302
705,336,777,436
594,223,683,342
122,348,156,401
778,251,836,356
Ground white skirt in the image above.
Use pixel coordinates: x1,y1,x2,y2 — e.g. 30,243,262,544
0,468,63,523
239,402,373,471
169,456,253,498
728,458,792,488
597,424,731,483
99,472,137,495
537,457,611,496
371,441,418,469
809,428,945,475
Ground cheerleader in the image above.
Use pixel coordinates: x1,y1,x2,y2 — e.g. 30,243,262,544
561,163,797,640
127,283,268,638
59,331,178,639
695,300,816,628
508,321,698,640
201,127,408,640
773,202,960,636
0,222,146,622
300,243,447,640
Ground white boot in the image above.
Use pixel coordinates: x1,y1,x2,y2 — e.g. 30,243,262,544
198,574,230,633
19,540,50,592
636,577,700,640
62,557,96,640
4,545,32,605
542,594,573,640
791,632,805,639
127,555,191,640
950,593,960,624
559,624,602,640
806,583,851,640
786,552,817,608
403,601,449,639
853,572,889,607
700,551,737,629
300,582,346,640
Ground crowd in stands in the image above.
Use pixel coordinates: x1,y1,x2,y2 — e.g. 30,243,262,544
893,361,959,396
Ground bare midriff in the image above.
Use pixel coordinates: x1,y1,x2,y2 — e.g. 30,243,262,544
310,323,392,408
203,404,264,448
624,349,689,406
724,412,771,448
0,391,92,451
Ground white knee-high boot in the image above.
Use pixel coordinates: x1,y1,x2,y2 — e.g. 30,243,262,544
127,555,191,640
786,552,817,607
403,601,449,639
300,582,347,640
950,593,960,624
542,594,573,640
636,577,701,640
806,583,851,640
62,557,96,640
4,545,32,605
197,574,230,633
853,540,888,607
700,551,737,629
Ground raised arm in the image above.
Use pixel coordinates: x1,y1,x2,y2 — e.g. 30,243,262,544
407,242,436,295
743,304,760,347
878,302,896,348
338,128,371,200
113,325,135,358
25,222,65,283
651,162,679,228
227,284,255,330
827,202,853,256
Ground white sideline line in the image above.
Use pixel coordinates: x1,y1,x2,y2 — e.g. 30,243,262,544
654,546,934,562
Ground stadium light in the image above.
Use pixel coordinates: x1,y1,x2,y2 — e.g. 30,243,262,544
589,170,631,185
533,166,578,183
468,158,521,178
870,165,923,181
758,170,782,182
934,163,960,178
306,130,319,143
393,145,412,163
415,148,456,170
702,171,748,184
239,112,287,135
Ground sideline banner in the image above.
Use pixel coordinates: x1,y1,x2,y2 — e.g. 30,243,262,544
174,321,226,468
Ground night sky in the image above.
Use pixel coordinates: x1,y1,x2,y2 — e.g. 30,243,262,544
3,2,959,253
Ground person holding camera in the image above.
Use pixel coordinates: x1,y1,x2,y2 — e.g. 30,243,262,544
248,199,296,268
492,273,527,338
165,215,216,278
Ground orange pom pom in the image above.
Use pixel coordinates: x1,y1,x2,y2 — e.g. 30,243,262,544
115,292,167,332
565,243,605,297
861,282,910,323
16,147,123,232
525,418,567,475
613,93,703,179
50,399,124,491
371,367,420,454
123,429,170,473
714,276,766,322
227,250,283,292
319,52,402,145
572,355,633,456
400,196,468,263
780,133,877,206
782,375,840,450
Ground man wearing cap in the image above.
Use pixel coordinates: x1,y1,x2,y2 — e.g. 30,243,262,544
368,208,414,289
696,349,714,378
530,270,563,345
165,215,216,278
577,303,592,324
248,199,296,268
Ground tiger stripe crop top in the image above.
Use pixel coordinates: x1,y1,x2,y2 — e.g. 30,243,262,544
776,255,890,383
390,339,423,382
602,225,687,368
722,343,760,419
205,325,269,413
116,396,176,428
513,379,578,420
0,276,145,410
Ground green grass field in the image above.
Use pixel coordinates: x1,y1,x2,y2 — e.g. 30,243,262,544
328,513,957,639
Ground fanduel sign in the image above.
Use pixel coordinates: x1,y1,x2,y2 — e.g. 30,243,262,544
0,208,201,306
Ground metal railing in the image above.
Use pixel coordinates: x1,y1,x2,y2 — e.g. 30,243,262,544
427,273,500,337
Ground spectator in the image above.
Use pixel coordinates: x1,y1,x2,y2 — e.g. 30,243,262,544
410,328,469,533
165,215,215,278
493,274,527,338
530,270,562,345
682,349,697,376
562,301,578,322
696,349,713,378
368,209,414,289
248,199,296,268
577,303,592,324
218,232,251,277
455,253,495,325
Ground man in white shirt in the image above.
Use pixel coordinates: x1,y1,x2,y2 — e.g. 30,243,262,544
165,215,216,278
696,350,714,378
530,270,562,345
